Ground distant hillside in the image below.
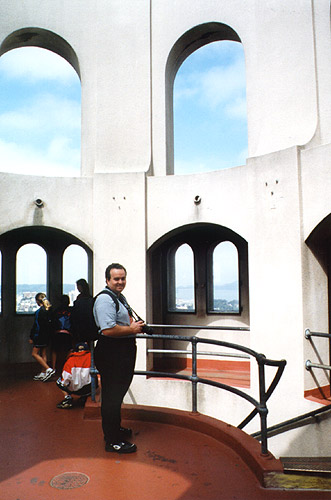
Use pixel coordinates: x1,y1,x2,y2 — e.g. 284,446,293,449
15,284,75,294
177,281,238,291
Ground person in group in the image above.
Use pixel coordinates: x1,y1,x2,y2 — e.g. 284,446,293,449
74,278,91,302
51,295,72,375
93,263,144,454
56,342,93,409
71,278,94,343
29,292,55,382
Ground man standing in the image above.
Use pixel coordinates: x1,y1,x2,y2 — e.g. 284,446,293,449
93,263,144,453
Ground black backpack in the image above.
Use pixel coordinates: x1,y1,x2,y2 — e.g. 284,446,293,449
54,308,72,332
71,290,120,342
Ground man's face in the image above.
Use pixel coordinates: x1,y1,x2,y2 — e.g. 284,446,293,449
106,268,127,294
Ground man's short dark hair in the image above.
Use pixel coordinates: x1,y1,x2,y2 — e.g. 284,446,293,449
105,263,127,280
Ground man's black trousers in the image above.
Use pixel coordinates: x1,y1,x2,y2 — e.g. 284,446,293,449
94,336,137,443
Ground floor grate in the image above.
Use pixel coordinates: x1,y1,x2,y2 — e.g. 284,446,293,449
281,457,331,474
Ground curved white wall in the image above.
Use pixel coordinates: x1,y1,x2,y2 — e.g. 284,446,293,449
0,0,329,458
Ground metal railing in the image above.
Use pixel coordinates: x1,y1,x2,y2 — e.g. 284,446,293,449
305,328,331,372
251,404,331,439
305,329,331,341
91,324,286,455
305,360,331,371
91,323,286,456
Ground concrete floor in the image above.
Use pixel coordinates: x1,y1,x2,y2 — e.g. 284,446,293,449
0,375,330,499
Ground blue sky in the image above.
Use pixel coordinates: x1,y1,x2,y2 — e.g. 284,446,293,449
16,243,88,285
0,40,247,177
174,40,247,174
0,42,246,284
0,47,81,177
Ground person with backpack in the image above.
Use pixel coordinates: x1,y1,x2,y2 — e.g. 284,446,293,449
70,279,96,343
51,295,73,375
29,292,55,382
56,342,94,409
93,263,144,454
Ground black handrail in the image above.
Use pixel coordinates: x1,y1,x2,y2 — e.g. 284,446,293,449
305,329,331,340
305,328,331,393
134,330,286,455
90,326,286,456
251,404,331,439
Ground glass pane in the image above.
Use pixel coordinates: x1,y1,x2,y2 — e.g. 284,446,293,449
174,40,247,175
16,244,46,313
174,244,195,311
212,241,239,313
63,245,88,304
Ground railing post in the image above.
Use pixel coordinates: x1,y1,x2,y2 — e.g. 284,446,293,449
258,354,269,455
191,337,198,413
90,341,97,402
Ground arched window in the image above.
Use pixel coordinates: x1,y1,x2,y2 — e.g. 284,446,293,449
16,244,47,313
63,244,88,304
168,243,195,312
0,46,81,176
151,224,248,321
173,40,247,175
209,241,239,313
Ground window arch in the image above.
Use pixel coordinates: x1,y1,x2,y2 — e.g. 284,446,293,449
208,241,239,313
16,243,47,313
168,243,195,312
63,244,88,304
0,28,81,177
166,22,245,175
173,40,247,175
150,223,249,322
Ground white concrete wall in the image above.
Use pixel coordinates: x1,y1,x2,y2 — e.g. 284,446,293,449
151,0,320,175
0,172,93,244
0,0,329,458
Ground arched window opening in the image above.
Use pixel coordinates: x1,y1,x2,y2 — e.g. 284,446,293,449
151,223,248,321
168,243,195,312
173,40,247,175
63,244,88,304
209,241,239,313
0,46,81,177
16,243,47,314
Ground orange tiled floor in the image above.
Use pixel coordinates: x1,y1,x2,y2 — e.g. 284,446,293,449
0,374,330,500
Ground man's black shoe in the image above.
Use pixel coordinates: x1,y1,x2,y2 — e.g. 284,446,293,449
103,427,133,442
119,426,132,438
105,441,137,454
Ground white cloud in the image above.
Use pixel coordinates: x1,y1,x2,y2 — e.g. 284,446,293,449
225,96,247,120
174,155,245,175
0,138,80,177
0,47,81,177
0,47,78,83
0,93,80,134
199,58,246,109
175,46,246,120
174,83,198,104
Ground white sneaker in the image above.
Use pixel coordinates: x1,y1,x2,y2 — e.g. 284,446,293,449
33,372,46,381
42,368,55,382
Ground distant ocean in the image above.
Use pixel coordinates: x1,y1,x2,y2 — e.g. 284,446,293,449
176,283,238,301
15,284,75,295
12,283,238,301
